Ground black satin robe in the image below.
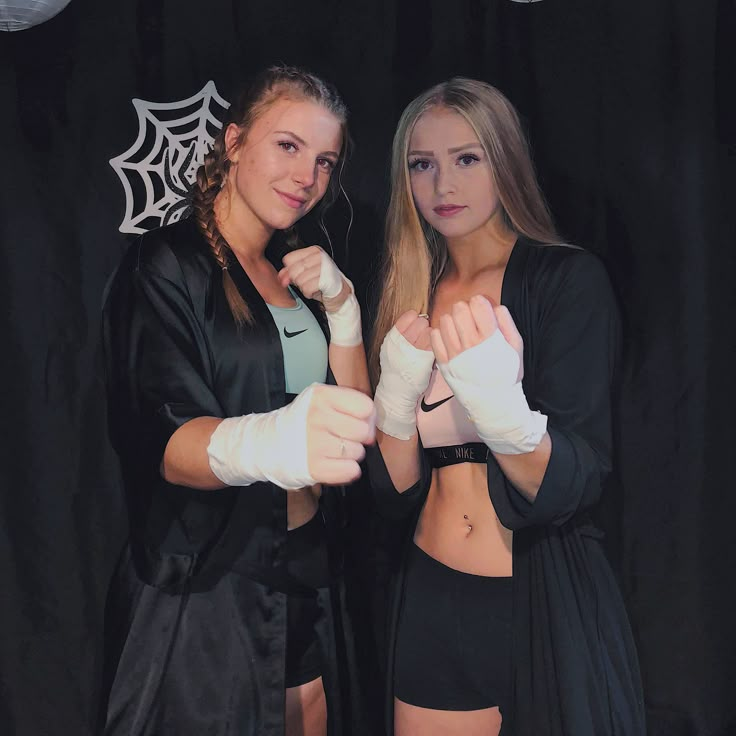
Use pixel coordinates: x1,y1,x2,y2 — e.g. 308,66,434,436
366,239,647,736
99,218,365,736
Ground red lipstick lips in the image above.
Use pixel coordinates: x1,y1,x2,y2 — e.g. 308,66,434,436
433,204,466,217
275,189,307,209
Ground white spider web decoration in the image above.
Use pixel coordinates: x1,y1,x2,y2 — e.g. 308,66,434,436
110,81,230,234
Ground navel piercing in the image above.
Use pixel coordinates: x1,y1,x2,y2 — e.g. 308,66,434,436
463,514,469,519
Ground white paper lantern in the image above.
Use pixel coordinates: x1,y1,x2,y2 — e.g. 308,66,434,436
0,0,73,32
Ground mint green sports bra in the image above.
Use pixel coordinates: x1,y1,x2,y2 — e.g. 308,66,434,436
266,290,328,395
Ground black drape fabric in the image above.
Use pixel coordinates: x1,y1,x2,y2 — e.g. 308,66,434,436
2,1,735,734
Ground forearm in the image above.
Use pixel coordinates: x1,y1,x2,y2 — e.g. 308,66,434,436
370,314,435,495
323,277,369,394
376,429,422,492
162,388,316,491
161,416,227,490
329,341,371,395
492,431,551,502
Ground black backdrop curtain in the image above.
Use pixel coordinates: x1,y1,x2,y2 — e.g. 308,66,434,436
1,0,734,734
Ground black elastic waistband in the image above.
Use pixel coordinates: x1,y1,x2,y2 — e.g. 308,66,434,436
425,442,490,468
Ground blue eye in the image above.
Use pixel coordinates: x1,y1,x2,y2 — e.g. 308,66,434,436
408,159,432,172
457,153,480,166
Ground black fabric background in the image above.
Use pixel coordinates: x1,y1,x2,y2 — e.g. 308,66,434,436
1,1,734,734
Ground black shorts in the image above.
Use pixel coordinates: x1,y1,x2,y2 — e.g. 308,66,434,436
284,513,330,688
394,542,513,712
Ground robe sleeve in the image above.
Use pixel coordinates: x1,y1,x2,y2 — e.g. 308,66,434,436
363,441,430,521
104,236,224,471
104,236,246,591
489,251,621,529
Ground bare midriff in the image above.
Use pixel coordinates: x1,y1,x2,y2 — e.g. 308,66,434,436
414,462,512,577
286,485,321,530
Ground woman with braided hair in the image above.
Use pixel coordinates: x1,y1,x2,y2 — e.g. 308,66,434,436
99,65,374,736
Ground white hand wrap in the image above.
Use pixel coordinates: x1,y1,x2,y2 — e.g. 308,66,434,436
319,250,362,347
207,384,316,490
438,330,547,454
374,326,435,440
317,250,343,299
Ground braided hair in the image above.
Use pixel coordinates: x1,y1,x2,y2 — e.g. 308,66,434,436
191,65,349,325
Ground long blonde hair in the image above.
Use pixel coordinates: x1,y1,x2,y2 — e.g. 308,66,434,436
369,78,560,385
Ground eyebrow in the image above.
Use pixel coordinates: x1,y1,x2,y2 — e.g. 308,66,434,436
274,130,339,158
408,143,483,156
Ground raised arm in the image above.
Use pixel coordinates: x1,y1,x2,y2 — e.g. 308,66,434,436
280,245,371,395
492,252,621,528
429,252,620,530
105,243,374,495
372,311,435,491
325,277,371,394
360,311,435,518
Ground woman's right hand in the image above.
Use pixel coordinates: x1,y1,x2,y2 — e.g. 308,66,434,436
394,309,433,351
206,383,374,491
304,383,376,485
373,310,435,440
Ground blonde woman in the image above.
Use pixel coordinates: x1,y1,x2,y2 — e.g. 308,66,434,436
367,78,645,736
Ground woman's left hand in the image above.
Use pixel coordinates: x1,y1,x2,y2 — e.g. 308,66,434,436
430,295,546,455
430,295,524,383
279,246,350,313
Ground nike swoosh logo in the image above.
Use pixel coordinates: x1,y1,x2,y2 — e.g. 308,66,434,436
284,327,308,338
420,395,454,412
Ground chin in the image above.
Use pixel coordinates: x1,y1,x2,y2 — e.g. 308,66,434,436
429,219,478,240
262,209,303,232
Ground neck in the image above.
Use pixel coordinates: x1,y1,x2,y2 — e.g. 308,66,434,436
214,186,273,265
445,214,518,281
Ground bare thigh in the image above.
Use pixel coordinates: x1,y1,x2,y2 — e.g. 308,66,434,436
286,676,327,736
394,697,502,736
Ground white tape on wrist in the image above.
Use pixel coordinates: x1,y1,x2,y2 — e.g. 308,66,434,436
326,291,363,347
207,385,316,490
318,250,343,298
317,251,362,347
438,330,547,454
374,326,435,440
